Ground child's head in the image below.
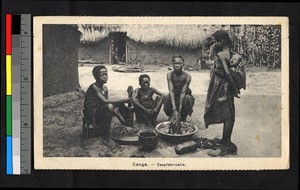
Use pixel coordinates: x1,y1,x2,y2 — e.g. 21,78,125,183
230,54,242,66
93,65,108,83
139,74,151,90
172,55,184,71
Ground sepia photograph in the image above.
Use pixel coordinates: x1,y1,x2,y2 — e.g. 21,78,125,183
33,17,289,170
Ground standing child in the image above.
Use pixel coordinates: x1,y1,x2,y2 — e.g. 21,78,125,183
133,74,165,127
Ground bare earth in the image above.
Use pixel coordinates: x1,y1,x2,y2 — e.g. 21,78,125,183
43,65,281,158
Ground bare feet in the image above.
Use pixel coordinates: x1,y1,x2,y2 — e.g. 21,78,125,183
217,96,228,102
207,142,237,157
103,138,118,148
213,138,224,146
113,108,126,125
207,147,225,157
181,115,187,122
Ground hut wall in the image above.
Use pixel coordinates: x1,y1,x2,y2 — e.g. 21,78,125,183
126,38,202,67
78,37,111,64
78,36,202,66
43,25,81,97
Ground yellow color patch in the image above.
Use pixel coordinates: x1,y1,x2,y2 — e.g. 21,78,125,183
6,55,12,95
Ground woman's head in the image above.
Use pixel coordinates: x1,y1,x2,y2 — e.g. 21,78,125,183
93,65,108,83
212,30,232,50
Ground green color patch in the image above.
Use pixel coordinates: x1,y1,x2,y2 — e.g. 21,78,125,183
6,96,12,136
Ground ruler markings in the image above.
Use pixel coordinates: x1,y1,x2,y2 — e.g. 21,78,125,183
20,14,31,174
12,33,21,175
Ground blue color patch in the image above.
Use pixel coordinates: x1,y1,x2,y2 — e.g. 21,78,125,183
6,136,13,174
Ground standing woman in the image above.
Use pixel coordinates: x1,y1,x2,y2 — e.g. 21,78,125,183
204,30,240,157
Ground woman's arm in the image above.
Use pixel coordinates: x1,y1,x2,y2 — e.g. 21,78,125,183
93,84,131,104
167,72,177,112
178,73,191,113
151,87,164,96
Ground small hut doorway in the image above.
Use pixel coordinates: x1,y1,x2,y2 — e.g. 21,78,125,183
110,32,127,64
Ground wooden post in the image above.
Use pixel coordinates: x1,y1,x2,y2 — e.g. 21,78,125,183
126,86,134,127
109,44,112,64
126,45,128,64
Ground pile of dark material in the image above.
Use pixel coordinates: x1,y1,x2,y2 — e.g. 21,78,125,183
113,125,140,136
156,122,196,135
169,114,182,134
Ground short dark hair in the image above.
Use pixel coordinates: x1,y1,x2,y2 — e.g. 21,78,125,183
139,74,150,84
92,65,107,78
212,30,232,48
172,55,184,63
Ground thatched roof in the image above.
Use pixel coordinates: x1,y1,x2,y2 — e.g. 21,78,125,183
77,24,230,49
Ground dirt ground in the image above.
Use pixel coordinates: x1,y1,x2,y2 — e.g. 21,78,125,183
43,65,281,158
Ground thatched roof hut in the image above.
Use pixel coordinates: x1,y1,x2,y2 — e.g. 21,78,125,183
78,24,230,49
77,24,230,66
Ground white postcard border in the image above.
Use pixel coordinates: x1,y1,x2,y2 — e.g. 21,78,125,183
34,16,289,170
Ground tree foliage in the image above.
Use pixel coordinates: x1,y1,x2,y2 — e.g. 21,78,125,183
230,25,281,68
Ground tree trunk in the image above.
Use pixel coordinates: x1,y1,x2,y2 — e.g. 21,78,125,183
43,25,81,97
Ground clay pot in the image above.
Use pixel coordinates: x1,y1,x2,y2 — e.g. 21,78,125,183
138,130,158,151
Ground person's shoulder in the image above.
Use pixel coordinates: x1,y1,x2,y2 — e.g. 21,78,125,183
85,83,96,96
87,83,96,91
149,87,157,92
134,87,141,92
183,71,191,78
103,85,108,91
88,83,95,88
217,51,230,59
167,71,173,78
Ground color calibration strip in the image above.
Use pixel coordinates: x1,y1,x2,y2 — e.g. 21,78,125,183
6,14,31,175
6,14,13,175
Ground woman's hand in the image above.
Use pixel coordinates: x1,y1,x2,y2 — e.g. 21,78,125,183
172,109,180,118
125,97,133,103
234,89,241,98
146,109,153,114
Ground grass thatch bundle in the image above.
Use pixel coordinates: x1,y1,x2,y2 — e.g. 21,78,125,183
78,24,229,49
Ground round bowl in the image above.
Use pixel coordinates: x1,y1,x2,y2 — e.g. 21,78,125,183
155,121,198,144
137,130,158,151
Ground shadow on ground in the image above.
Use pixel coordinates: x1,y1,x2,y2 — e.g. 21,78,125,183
43,90,281,158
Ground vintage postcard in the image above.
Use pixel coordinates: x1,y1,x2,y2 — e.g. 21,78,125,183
34,16,289,170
